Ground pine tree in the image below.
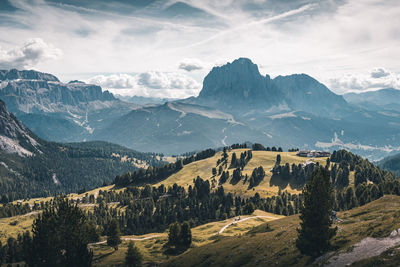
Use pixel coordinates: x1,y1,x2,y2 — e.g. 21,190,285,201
107,219,122,250
125,241,142,267
179,221,192,249
168,222,181,247
296,167,337,256
26,197,93,267
276,154,281,165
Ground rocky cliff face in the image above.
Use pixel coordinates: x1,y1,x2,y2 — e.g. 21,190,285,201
272,74,349,116
0,69,59,82
0,99,41,156
197,58,348,116
198,58,282,108
0,72,115,114
0,69,133,142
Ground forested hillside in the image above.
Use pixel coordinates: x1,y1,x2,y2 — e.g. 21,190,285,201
0,99,161,201
378,153,400,177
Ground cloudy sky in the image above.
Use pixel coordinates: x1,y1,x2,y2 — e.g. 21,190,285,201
0,0,399,98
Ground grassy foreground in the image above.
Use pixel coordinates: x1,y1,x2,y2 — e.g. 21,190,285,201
163,195,400,267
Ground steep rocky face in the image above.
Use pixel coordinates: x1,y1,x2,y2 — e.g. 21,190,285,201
0,69,133,142
198,58,282,108
272,74,349,116
0,78,115,113
0,69,59,82
0,99,40,156
197,58,348,116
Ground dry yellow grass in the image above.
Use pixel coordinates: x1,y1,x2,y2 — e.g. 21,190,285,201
164,195,400,267
156,149,328,198
92,209,283,266
0,211,39,243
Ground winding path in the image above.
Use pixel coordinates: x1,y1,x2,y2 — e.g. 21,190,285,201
218,215,278,234
88,235,161,247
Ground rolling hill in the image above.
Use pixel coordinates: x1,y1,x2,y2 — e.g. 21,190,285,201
164,195,400,267
154,149,328,198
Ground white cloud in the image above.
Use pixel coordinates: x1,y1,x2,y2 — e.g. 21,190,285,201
328,68,400,94
178,58,204,71
0,38,62,69
87,74,135,89
370,67,390,78
87,71,202,98
1,0,400,99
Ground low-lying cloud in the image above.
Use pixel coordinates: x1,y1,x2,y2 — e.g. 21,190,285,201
87,71,202,99
178,58,204,72
0,38,62,69
370,68,390,78
328,68,400,94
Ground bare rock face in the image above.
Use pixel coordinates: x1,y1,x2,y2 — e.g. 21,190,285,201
197,58,348,116
0,69,133,142
198,58,282,108
0,69,59,82
0,69,116,114
0,99,40,156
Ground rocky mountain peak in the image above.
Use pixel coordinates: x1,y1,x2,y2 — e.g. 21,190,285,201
198,58,279,107
0,69,59,82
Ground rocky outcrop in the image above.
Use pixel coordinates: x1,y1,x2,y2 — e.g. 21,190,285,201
0,99,40,156
0,69,59,82
198,58,282,108
197,58,348,115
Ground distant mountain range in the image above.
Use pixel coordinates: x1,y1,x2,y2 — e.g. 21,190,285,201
0,99,159,201
1,59,400,160
0,69,136,142
344,88,400,111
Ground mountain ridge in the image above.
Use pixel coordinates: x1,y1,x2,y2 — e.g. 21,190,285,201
196,58,349,116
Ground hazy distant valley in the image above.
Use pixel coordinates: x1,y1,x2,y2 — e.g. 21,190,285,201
1,58,400,161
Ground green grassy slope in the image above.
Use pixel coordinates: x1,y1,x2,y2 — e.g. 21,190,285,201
163,195,400,267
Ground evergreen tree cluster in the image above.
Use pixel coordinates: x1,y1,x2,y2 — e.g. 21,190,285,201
0,141,161,202
251,143,283,152
248,166,266,189
218,171,230,185
229,143,248,149
0,198,98,267
182,149,216,165
89,177,242,235
168,221,192,250
229,151,252,169
272,162,319,185
114,161,183,187
230,168,244,185
115,148,218,187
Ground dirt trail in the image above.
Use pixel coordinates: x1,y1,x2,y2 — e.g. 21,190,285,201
218,215,277,234
324,235,400,266
88,235,161,247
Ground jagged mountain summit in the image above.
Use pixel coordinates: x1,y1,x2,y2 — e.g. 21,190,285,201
197,58,282,109
195,58,349,116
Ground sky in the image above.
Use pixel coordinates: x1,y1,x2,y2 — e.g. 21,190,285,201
0,0,399,98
